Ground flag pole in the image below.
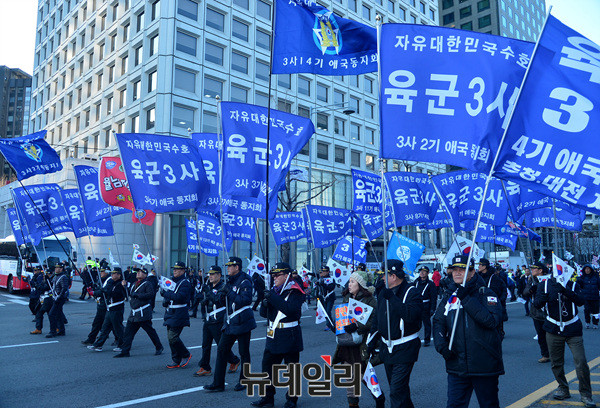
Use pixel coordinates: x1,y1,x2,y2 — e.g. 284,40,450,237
447,8,554,350
109,210,123,267
9,189,42,268
499,180,535,263
428,174,461,251
215,97,229,266
552,199,560,257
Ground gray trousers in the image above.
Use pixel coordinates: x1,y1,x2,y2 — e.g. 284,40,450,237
546,332,592,398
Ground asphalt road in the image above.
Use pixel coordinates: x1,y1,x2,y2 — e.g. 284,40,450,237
1,287,599,408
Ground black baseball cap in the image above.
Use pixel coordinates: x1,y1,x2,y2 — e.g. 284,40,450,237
418,265,430,273
320,265,330,272
530,261,549,274
208,265,222,274
357,263,367,271
225,257,242,267
270,262,291,274
383,259,405,278
111,269,122,275
478,258,490,267
450,255,474,269
172,261,186,269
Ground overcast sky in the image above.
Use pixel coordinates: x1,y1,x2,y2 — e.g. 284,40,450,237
0,0,598,75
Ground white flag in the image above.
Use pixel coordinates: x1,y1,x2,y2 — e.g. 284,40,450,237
147,253,158,263
552,253,573,288
316,298,330,325
109,250,119,266
327,258,350,286
565,250,574,260
132,248,150,265
299,266,311,283
159,275,176,291
247,255,268,277
539,253,545,263
133,243,140,250
348,299,373,324
363,362,382,398
443,236,484,268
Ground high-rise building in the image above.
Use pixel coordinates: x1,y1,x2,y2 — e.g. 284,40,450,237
3,0,449,271
0,66,32,184
439,0,546,41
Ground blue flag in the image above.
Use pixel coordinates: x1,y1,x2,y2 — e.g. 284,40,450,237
271,212,306,246
332,235,367,266
306,205,353,248
12,184,72,238
384,172,439,227
191,133,221,212
386,232,425,275
115,133,210,213
74,165,128,225
420,204,453,230
475,222,518,250
494,15,600,215
432,171,509,230
0,130,62,180
301,208,312,244
222,213,255,243
220,102,314,219
194,214,233,253
273,0,377,75
61,189,113,238
352,169,383,215
186,218,199,254
7,208,28,246
379,24,534,172
522,206,586,231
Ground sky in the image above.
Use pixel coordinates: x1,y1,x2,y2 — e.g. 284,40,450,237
0,0,598,75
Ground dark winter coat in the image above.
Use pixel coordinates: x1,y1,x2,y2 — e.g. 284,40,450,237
127,279,155,322
534,278,584,337
162,275,192,328
223,271,256,335
577,268,600,301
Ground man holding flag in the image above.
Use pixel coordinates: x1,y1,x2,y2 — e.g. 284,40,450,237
315,265,336,331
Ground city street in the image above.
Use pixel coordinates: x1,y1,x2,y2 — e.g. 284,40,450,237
0,285,599,408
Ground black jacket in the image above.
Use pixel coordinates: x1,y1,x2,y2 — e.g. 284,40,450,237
479,270,508,321
523,275,545,321
372,279,422,364
316,274,336,301
413,277,437,313
223,271,256,335
127,279,155,322
439,275,454,296
28,272,45,299
106,278,127,311
201,279,228,325
253,273,266,295
260,280,305,354
433,275,504,377
52,272,69,300
577,270,600,301
163,275,192,328
533,278,584,337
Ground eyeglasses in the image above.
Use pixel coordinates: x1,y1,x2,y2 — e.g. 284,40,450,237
271,272,285,278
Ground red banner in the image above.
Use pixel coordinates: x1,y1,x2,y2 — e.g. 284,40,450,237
99,156,155,226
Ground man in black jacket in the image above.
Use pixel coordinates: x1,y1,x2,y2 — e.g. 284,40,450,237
88,268,127,351
114,268,163,358
523,262,550,363
31,268,54,335
27,266,44,316
194,266,240,377
534,271,595,407
81,268,111,345
205,256,256,392
478,258,508,339
370,259,421,408
161,261,192,369
413,266,437,347
47,262,69,338
577,265,600,329
252,272,266,311
433,255,504,408
315,265,336,331
249,262,305,408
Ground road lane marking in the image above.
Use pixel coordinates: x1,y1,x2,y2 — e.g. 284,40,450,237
506,356,600,408
568,390,600,395
0,341,59,349
539,401,586,406
188,336,267,350
573,380,600,384
95,386,207,408
0,303,5,306
69,299,87,304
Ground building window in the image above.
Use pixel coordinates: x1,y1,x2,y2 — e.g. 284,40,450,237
121,56,128,74
206,8,225,32
231,85,248,103
135,45,143,65
366,154,375,170
204,76,223,98
277,99,292,113
150,34,159,56
257,0,271,20
298,77,310,96
148,70,157,92
232,19,249,41
278,74,291,89
388,1,395,13
136,12,144,32
298,106,310,118
461,21,473,30
256,60,269,82
348,0,357,12
106,96,113,115
478,14,491,28
334,90,345,106
173,105,194,128
334,118,345,136
119,89,126,108
205,42,224,65
399,7,406,20
203,111,217,132
178,0,198,20
132,80,141,100
151,1,160,20
334,146,345,164
351,150,360,167
367,128,375,144
146,108,155,129
350,123,360,140
175,67,196,92
131,115,140,132
459,6,471,18
316,113,328,131
123,23,130,42
429,9,435,20
410,14,417,23
365,103,375,119
177,31,197,56
317,84,328,102
443,13,455,24
255,91,268,107
420,2,426,13
231,52,248,74
234,0,249,9
256,30,270,50
478,0,490,12
317,142,328,160
362,5,371,20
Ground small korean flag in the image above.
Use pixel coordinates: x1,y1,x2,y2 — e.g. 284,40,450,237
348,299,373,324
159,276,175,291
363,362,382,398
444,292,461,316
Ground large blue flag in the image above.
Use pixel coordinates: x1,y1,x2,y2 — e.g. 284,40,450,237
222,213,255,243
476,222,518,250
220,102,314,219
494,15,600,214
306,205,353,248
12,184,72,238
61,189,113,238
301,208,312,244
386,232,425,276
271,212,306,246
194,214,233,253
191,133,221,212
273,0,377,75
356,209,393,241
352,169,382,215
384,172,439,227
332,236,367,266
186,218,199,254
115,133,210,213
420,204,453,230
74,165,128,225
432,171,509,230
0,130,62,180
522,206,586,231
6,207,30,246
379,24,533,172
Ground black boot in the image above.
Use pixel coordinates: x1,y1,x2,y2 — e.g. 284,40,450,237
250,397,274,407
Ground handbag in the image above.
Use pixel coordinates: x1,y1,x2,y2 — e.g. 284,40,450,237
336,331,363,346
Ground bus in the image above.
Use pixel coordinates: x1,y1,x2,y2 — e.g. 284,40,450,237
0,234,72,293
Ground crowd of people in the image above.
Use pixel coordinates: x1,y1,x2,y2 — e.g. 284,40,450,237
22,253,600,408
